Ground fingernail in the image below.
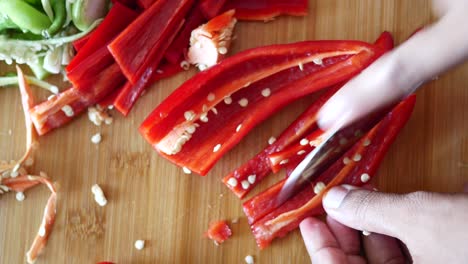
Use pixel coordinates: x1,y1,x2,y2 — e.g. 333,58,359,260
323,185,353,209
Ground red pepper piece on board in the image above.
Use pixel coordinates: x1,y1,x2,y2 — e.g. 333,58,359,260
30,64,125,135
72,34,91,52
222,31,394,197
199,0,228,19
140,39,381,176
113,59,184,116
223,0,308,21
108,0,194,84
67,3,138,72
204,220,232,244
165,5,207,64
246,95,416,249
187,9,237,70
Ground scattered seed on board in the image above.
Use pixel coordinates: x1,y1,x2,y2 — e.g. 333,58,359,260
362,230,371,236
298,63,304,71
313,182,326,194
343,157,351,165
198,64,208,71
313,58,323,65
227,177,238,187
268,137,276,145
91,133,102,144
245,255,254,264
238,98,249,107
279,159,289,165
16,192,25,202
241,180,250,190
300,138,309,146
236,124,242,132
261,88,271,97
182,167,192,174
218,47,227,54
134,240,145,250
91,184,107,207
213,144,221,153
231,218,239,224
361,173,370,183
184,110,195,121
200,113,209,123
38,226,46,237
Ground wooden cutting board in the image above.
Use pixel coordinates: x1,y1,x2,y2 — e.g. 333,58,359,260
1,1,467,263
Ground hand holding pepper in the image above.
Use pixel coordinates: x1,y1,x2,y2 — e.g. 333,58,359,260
303,0,468,263
300,185,468,263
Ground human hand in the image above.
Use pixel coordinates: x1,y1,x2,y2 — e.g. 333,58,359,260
317,0,468,130
300,185,468,263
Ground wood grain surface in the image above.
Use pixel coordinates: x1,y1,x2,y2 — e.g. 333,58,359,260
1,1,467,263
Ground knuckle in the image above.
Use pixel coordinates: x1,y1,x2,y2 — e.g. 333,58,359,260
346,190,381,224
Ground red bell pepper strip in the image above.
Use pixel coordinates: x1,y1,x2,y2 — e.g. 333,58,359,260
223,0,308,21
72,34,91,52
199,0,228,19
204,220,232,244
111,0,138,9
187,9,237,69
164,5,207,64
140,40,382,176
137,0,156,9
245,95,416,249
113,58,184,116
222,31,394,197
108,0,194,84
97,85,122,109
67,3,138,72
30,63,125,135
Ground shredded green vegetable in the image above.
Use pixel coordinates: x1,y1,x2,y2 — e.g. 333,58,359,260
0,75,59,94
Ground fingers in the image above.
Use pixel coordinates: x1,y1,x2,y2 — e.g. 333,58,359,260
363,233,407,264
299,217,348,264
322,185,435,239
326,216,361,256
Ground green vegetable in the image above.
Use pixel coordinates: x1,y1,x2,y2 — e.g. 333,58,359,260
28,57,50,80
0,14,19,31
71,0,108,31
0,0,51,35
0,75,59,94
44,0,66,37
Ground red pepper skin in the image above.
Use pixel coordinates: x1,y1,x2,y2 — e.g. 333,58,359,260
246,95,416,249
72,34,91,52
140,40,380,175
108,0,194,84
67,3,138,72
165,5,207,64
199,0,228,19
113,60,184,116
204,220,232,244
30,64,125,135
137,0,156,9
223,0,308,21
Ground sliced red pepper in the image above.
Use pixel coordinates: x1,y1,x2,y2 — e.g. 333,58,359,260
199,0,228,19
245,95,416,249
221,31,394,197
164,5,207,64
97,85,122,109
67,3,138,72
72,34,91,52
187,9,237,69
113,59,184,116
108,0,194,84
140,39,382,176
204,220,232,244
137,0,156,9
111,0,138,9
222,88,337,198
223,0,308,21
30,63,125,135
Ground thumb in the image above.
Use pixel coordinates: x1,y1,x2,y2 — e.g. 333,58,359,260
322,185,438,239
